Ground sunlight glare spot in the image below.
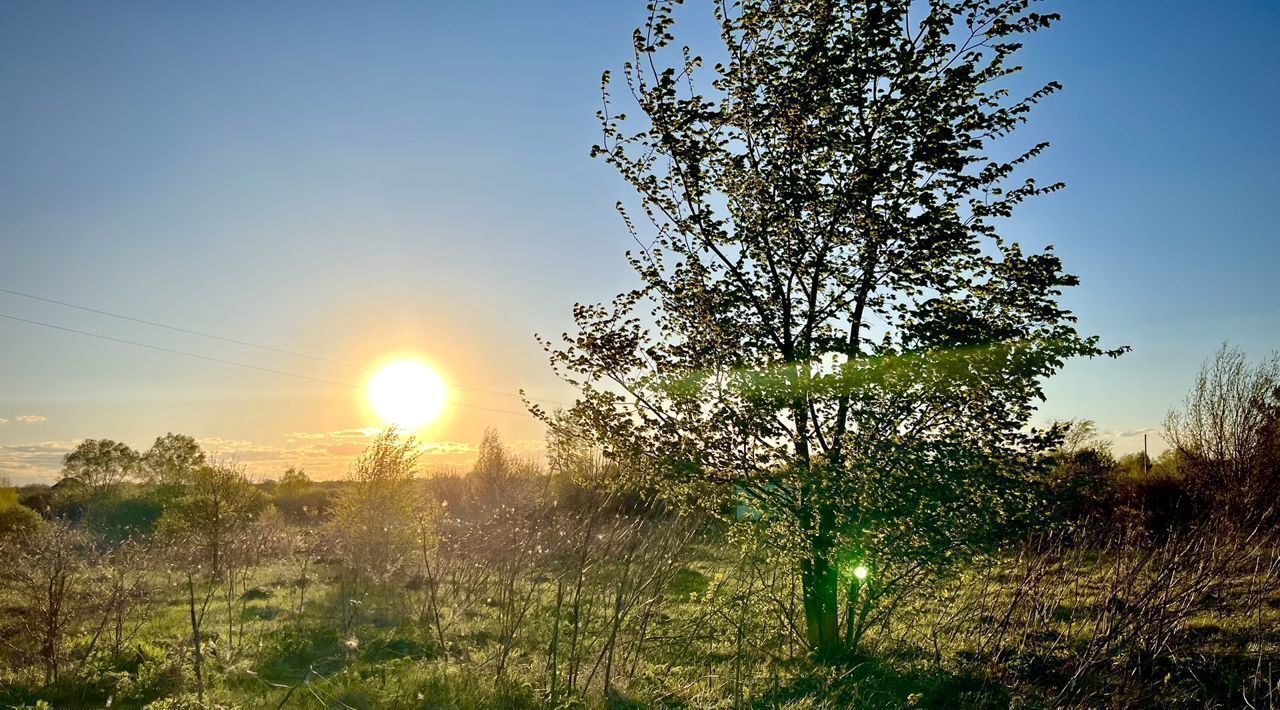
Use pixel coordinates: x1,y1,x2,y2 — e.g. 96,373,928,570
367,359,448,430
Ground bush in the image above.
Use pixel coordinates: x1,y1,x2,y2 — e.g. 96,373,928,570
1111,467,1195,538
271,488,335,524
83,488,171,544
0,491,42,540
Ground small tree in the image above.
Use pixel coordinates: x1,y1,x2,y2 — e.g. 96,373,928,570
157,463,261,702
1043,420,1116,523
158,462,264,576
278,466,312,497
470,427,521,505
331,428,421,597
545,0,1118,658
1057,419,1113,459
142,433,206,487
62,439,140,493
1166,343,1280,511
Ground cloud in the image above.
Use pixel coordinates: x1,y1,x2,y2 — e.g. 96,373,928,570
1109,427,1161,439
330,428,381,439
285,432,327,440
1,428,545,485
421,441,476,455
0,440,76,485
285,427,379,442
1104,428,1169,454
0,415,48,425
196,430,497,482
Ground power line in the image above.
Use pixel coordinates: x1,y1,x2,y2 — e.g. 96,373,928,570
0,286,566,406
0,286,365,369
0,311,536,418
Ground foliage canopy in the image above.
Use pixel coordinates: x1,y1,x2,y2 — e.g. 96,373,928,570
544,0,1120,657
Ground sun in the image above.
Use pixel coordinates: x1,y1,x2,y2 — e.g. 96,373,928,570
367,359,449,430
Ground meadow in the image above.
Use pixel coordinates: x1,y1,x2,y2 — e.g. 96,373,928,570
2,415,1279,709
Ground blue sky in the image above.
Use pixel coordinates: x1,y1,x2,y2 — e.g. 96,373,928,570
1,1,1277,482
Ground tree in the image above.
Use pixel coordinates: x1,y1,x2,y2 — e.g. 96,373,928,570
1165,343,1280,511
331,428,422,587
1057,419,1113,459
62,439,140,492
157,462,262,702
278,466,312,497
274,467,331,524
544,0,1118,658
1048,419,1116,521
158,462,264,576
142,433,206,487
471,427,518,505
546,411,629,509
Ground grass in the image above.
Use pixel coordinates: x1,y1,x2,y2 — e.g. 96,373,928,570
2,527,1278,709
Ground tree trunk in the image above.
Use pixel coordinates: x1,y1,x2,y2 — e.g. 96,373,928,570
188,575,205,705
800,532,841,661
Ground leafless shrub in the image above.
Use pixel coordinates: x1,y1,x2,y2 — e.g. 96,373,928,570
473,505,556,681
915,514,1280,706
410,511,492,656
281,523,329,624
506,502,695,702
217,517,283,662
0,520,98,685
1238,538,1280,708
80,537,152,661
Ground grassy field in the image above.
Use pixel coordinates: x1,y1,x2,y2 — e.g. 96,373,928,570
2,488,1279,710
